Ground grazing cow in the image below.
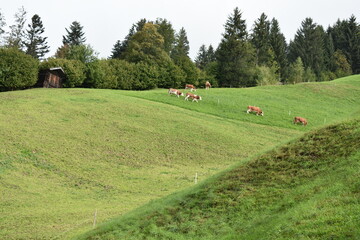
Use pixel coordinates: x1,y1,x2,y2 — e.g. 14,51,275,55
205,81,211,90
185,92,202,102
293,116,307,126
168,88,184,97
185,84,196,92
247,106,264,116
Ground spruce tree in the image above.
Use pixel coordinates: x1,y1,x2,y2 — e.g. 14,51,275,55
155,18,175,55
110,40,122,59
171,27,190,62
269,18,288,82
251,13,271,66
216,7,256,87
62,21,86,46
288,18,326,79
25,14,50,60
195,44,208,69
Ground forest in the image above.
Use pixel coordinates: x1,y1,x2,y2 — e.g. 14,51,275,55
0,7,359,91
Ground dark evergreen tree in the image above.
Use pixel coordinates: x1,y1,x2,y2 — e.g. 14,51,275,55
251,13,272,66
345,15,360,73
269,18,288,82
171,27,190,61
110,40,122,59
25,14,50,60
195,44,208,69
288,18,326,79
155,18,175,55
216,7,256,87
62,21,86,46
207,45,216,62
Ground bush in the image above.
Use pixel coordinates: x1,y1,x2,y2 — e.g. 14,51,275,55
0,48,39,91
108,59,137,90
39,58,86,87
84,60,117,89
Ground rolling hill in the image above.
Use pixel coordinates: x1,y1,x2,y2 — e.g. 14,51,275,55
0,75,359,239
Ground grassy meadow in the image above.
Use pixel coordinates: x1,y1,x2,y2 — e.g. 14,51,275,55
0,75,359,239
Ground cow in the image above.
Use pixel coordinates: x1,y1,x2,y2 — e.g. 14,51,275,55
205,81,211,90
185,92,202,102
168,88,184,97
293,116,307,126
247,106,264,116
185,84,196,92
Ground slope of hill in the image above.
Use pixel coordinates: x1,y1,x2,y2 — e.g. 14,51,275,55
0,75,359,239
76,119,360,240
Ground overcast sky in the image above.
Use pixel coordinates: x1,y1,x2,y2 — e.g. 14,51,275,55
1,0,359,60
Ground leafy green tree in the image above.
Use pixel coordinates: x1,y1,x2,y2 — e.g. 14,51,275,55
256,65,278,86
65,44,98,63
333,50,352,77
108,59,137,90
216,7,257,87
6,6,27,50
287,57,305,84
288,18,326,78
0,48,38,91
269,18,288,82
110,19,147,59
303,67,317,82
122,22,167,64
25,14,50,60
62,21,86,46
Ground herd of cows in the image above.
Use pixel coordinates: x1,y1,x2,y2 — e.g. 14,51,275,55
168,82,308,126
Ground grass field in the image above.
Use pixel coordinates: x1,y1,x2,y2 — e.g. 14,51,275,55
0,75,360,239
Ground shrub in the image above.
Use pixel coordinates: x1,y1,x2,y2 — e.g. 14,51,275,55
39,58,86,87
0,48,39,91
84,60,117,89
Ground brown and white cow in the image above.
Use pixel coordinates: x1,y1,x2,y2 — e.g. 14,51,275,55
168,88,184,97
293,116,307,126
247,106,264,116
185,84,196,92
185,92,202,102
205,81,211,90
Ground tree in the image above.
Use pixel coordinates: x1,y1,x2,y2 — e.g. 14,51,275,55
288,18,326,79
6,6,27,50
287,57,305,84
62,21,86,46
195,44,208,69
216,7,257,87
171,27,190,61
25,14,50,60
109,19,147,59
0,10,6,46
155,18,175,55
333,50,352,77
269,18,288,82
251,13,272,66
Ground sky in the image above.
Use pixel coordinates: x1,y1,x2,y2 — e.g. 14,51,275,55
1,0,359,60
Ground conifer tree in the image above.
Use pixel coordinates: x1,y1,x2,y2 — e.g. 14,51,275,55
216,7,256,87
25,14,50,60
62,21,86,46
269,18,288,82
195,44,208,69
288,18,326,78
155,18,175,55
251,13,272,66
171,27,190,62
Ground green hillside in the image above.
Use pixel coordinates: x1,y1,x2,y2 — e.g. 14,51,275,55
79,118,360,240
0,75,360,239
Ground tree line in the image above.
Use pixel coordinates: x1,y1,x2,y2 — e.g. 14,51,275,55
0,6,359,91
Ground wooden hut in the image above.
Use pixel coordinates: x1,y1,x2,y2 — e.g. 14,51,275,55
37,67,65,88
